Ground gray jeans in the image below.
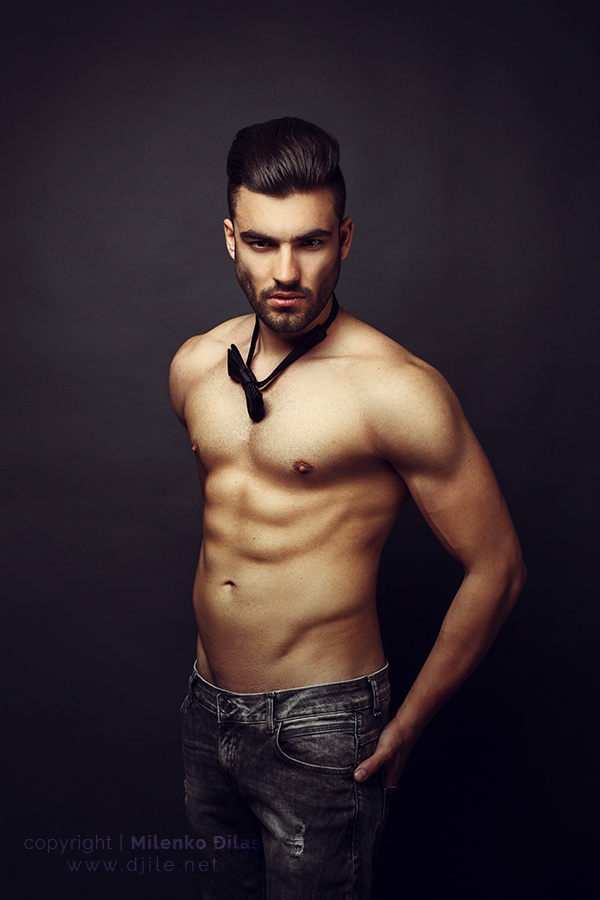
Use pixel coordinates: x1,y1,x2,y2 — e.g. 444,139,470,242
181,662,395,899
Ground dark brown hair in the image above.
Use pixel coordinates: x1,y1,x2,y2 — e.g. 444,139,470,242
226,117,346,219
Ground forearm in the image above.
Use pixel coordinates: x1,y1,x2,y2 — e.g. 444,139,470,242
392,560,526,744
352,560,525,784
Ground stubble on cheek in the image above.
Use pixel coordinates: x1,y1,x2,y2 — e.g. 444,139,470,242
233,261,258,306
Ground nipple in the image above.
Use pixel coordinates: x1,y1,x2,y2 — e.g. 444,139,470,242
191,443,199,455
293,460,313,475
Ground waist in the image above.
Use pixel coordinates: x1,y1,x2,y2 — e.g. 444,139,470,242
189,659,390,723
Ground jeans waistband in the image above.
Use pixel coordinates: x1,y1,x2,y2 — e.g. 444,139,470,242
189,661,390,725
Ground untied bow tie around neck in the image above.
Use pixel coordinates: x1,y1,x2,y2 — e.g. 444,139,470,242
227,295,339,423
226,342,265,422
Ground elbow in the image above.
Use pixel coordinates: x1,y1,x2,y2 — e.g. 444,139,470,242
518,557,528,591
506,548,527,611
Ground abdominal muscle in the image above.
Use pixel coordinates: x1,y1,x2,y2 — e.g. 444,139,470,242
192,484,396,692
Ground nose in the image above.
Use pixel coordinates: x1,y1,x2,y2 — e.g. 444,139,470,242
272,246,300,286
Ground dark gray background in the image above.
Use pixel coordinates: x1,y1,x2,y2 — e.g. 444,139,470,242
2,0,597,897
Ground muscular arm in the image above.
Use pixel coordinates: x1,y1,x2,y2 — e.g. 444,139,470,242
169,336,201,425
355,361,526,786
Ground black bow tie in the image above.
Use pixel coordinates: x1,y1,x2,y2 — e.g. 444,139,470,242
227,295,339,422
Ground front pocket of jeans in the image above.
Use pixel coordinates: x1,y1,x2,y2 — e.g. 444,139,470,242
274,712,356,772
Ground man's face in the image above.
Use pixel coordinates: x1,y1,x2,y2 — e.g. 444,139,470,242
224,187,353,335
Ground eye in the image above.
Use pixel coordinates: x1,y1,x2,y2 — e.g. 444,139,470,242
249,240,270,251
301,239,323,249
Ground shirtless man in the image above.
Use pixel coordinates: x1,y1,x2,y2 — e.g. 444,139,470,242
169,117,526,899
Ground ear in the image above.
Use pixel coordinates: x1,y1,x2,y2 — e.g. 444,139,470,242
339,217,354,260
223,218,236,260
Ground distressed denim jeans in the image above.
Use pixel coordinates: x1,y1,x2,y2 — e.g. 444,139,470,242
181,662,394,899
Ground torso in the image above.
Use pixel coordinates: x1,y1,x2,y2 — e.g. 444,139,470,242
172,309,414,691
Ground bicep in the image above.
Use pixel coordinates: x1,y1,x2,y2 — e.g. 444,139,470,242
168,337,202,425
401,425,516,573
168,357,187,424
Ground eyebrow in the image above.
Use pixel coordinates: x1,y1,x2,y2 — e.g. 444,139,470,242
239,228,333,242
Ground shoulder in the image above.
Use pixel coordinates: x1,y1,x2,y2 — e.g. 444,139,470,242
340,315,467,473
168,314,252,423
170,314,253,373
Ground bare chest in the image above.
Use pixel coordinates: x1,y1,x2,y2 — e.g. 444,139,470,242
185,356,377,484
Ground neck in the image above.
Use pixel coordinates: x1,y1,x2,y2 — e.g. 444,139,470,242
255,295,336,361
227,294,340,421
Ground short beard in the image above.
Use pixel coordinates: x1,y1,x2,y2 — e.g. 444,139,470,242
234,257,341,334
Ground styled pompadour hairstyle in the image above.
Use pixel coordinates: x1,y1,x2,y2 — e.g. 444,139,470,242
226,117,346,220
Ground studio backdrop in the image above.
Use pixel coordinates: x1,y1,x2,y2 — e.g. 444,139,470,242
2,2,597,898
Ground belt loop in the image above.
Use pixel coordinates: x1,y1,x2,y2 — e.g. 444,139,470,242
367,675,381,716
266,693,275,733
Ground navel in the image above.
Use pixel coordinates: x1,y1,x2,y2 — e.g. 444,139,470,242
293,460,313,475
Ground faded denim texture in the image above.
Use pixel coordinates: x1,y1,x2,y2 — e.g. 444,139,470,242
181,663,394,899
